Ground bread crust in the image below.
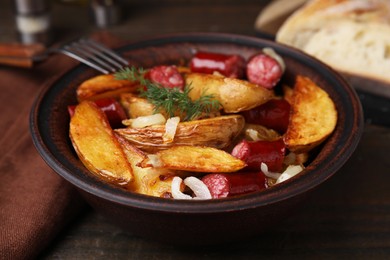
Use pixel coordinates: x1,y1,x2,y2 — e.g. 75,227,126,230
276,0,390,84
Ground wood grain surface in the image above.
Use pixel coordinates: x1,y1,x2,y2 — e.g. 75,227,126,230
40,125,390,259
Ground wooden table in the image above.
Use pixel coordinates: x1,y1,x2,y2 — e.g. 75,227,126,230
1,1,389,259
39,125,390,259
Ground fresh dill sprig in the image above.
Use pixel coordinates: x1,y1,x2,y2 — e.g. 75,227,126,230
114,66,220,121
114,66,148,85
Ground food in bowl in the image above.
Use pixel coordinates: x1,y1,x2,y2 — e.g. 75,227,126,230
31,33,363,244
68,48,337,200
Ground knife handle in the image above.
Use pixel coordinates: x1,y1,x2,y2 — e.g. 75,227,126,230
0,43,45,68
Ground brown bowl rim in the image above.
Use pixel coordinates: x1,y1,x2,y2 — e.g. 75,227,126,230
30,32,364,213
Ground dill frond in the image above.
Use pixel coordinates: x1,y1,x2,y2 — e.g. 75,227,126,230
114,66,221,121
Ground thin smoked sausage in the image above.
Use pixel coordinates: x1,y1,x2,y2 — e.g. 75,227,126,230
147,65,184,89
190,51,246,78
231,139,286,172
202,172,267,198
246,53,283,89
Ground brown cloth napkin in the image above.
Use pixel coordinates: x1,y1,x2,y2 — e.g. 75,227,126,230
0,31,125,259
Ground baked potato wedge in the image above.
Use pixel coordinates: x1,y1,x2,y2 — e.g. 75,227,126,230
284,75,337,153
116,134,177,198
115,115,245,153
140,145,246,173
282,84,294,104
77,74,139,102
119,93,220,121
186,73,274,113
120,93,156,118
69,101,133,186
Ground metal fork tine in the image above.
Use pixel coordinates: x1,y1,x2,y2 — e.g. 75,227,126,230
55,38,128,74
59,48,110,74
76,40,124,71
84,39,129,67
66,43,117,73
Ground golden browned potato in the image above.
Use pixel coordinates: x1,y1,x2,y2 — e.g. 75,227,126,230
116,134,177,198
185,73,274,113
284,75,337,153
115,115,245,153
120,93,156,118
69,101,133,186
176,66,191,74
282,84,294,104
120,93,220,121
77,74,139,102
139,145,246,173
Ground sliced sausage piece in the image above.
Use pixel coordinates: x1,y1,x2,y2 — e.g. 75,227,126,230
241,99,291,134
190,51,246,78
246,53,283,89
68,98,127,129
231,139,286,172
147,65,184,89
202,172,267,199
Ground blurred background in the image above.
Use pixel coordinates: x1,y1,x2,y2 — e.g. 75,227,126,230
1,0,388,125
0,0,272,45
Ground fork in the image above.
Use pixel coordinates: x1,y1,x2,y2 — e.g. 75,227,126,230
57,38,129,74
0,38,129,74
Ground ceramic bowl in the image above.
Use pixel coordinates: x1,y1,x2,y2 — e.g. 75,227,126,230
30,33,363,245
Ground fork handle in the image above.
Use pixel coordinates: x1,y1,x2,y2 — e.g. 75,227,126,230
0,43,45,68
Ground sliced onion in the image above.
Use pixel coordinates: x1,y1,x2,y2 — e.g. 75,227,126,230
263,47,286,73
246,128,260,141
163,116,180,143
130,113,166,128
171,176,212,200
260,162,281,179
184,176,212,200
212,71,225,77
146,154,163,168
276,165,304,184
171,177,192,200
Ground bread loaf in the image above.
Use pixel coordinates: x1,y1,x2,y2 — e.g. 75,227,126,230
276,0,390,84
